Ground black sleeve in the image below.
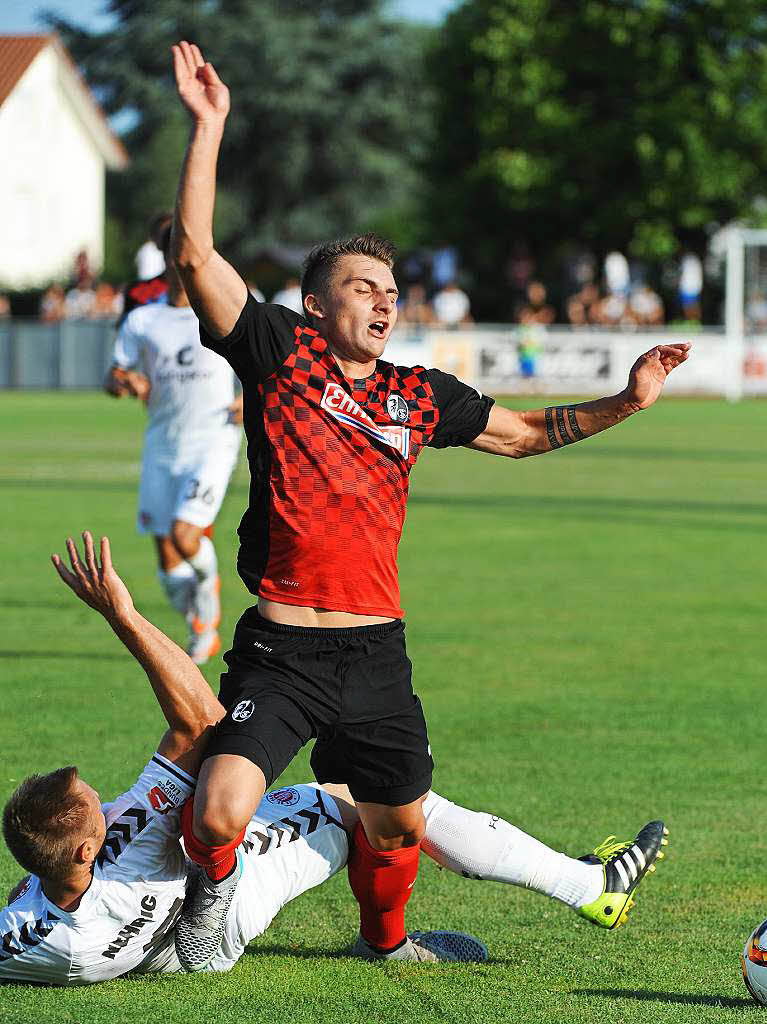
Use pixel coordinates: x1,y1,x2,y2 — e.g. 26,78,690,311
426,368,495,449
199,293,304,382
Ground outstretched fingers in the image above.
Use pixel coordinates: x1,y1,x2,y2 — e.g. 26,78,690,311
100,535,113,576
82,530,98,576
51,551,78,590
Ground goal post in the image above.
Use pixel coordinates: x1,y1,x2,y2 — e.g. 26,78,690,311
725,226,767,400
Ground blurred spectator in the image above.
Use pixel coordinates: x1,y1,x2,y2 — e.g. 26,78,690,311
399,284,434,326
567,248,597,292
65,277,96,319
40,284,67,322
432,281,472,327
604,251,631,297
91,281,124,319
135,212,172,281
517,280,555,325
246,279,266,303
505,241,535,320
517,326,543,378
566,282,601,326
593,291,636,327
628,284,664,326
0,295,10,319
431,245,458,289
678,252,703,321
272,277,304,315
72,249,92,289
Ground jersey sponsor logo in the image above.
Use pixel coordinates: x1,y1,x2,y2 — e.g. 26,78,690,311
101,894,157,960
232,699,255,722
96,806,149,868
148,781,181,814
242,789,344,857
265,787,300,807
386,392,410,424
176,345,194,366
0,911,59,962
320,382,410,458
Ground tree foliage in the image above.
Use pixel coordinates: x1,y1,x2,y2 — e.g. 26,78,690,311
49,0,433,280
426,0,767,315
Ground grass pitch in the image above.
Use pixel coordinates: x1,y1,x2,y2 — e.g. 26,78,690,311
1,391,765,1024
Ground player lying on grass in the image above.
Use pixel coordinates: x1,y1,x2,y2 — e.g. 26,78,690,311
0,534,667,983
105,224,242,665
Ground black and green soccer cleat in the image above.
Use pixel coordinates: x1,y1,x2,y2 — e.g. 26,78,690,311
576,820,668,930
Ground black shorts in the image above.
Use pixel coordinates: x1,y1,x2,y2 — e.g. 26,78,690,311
204,608,434,806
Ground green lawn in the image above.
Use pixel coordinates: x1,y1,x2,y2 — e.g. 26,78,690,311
1,392,765,1024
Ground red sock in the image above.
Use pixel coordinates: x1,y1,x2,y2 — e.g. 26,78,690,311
181,797,246,882
347,821,421,951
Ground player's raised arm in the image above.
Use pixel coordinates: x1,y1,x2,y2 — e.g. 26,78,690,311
51,532,224,774
171,41,247,339
468,342,691,458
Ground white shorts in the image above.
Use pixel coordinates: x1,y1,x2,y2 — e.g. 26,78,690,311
137,442,239,536
206,784,349,972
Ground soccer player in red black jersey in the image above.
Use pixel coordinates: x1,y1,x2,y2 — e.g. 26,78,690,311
169,41,689,969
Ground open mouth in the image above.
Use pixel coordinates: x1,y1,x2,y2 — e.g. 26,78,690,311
368,321,387,337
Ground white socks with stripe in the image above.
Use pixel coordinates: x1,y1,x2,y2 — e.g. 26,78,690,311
421,792,603,909
158,562,196,616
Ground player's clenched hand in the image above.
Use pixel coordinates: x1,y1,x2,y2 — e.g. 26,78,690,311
172,41,230,125
52,532,135,626
623,343,691,410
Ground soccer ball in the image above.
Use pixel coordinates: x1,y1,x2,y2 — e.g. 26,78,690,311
742,919,767,1004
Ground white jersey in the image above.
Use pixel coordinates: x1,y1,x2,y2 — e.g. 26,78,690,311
113,304,240,462
0,754,194,986
0,767,347,986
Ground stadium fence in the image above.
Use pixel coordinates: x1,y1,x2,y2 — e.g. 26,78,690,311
1,317,763,397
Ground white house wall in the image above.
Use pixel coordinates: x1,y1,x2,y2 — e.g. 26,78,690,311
0,45,105,290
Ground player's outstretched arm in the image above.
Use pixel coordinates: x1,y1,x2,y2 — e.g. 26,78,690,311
171,40,247,339
468,343,691,458
52,532,224,775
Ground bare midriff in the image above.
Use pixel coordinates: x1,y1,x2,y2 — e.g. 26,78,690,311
258,597,394,628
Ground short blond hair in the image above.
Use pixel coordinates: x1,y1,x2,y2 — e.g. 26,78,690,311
2,767,95,880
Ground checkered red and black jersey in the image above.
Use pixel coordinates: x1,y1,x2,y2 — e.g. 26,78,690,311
201,295,494,618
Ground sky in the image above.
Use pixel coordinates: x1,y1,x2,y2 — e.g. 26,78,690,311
0,0,460,34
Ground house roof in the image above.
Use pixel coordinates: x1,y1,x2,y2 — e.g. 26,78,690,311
0,33,129,170
0,34,48,109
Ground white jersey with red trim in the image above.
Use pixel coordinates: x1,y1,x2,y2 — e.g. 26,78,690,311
0,754,194,985
0,767,348,985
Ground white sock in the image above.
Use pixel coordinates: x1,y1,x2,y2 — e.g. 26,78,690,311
186,536,220,631
158,562,196,617
187,535,217,582
421,791,603,908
